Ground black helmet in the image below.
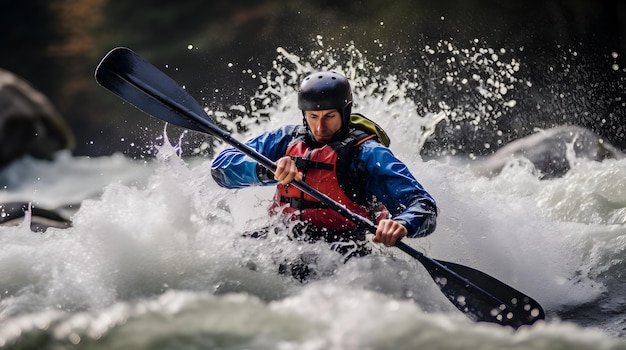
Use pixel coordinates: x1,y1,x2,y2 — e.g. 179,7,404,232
298,71,353,125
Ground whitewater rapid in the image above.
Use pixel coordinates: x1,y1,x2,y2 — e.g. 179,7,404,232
1,41,625,349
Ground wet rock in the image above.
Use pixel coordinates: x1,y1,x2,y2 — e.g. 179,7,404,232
471,125,624,179
0,68,74,169
0,202,72,232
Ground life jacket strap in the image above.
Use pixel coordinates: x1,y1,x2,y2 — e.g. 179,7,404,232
353,134,377,147
279,196,327,209
293,157,334,170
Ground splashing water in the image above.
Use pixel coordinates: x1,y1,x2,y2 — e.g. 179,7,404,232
0,39,625,349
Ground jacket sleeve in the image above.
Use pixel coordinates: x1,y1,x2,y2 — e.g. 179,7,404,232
210,125,296,189
357,140,438,238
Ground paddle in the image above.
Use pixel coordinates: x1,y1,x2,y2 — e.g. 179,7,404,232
95,47,545,328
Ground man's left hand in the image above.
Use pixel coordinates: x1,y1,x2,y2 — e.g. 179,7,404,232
372,219,408,246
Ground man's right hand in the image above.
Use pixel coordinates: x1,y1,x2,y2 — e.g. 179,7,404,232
274,156,303,185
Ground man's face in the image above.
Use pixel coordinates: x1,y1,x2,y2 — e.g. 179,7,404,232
304,109,342,144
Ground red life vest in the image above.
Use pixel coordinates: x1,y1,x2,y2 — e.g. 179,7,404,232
271,129,388,231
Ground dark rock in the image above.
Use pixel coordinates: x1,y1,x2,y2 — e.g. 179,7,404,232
0,202,72,232
0,68,74,169
471,125,624,179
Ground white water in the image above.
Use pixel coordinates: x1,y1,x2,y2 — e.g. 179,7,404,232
1,42,625,349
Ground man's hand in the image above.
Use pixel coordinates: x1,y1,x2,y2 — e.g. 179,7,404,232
372,219,408,246
274,156,303,185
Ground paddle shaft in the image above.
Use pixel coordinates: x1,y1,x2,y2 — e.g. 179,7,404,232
95,47,545,328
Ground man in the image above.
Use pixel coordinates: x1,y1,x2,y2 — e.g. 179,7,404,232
211,70,437,264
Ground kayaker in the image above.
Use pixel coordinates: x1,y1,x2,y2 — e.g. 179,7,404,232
211,70,437,273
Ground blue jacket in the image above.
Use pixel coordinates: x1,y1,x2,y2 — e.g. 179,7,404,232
211,125,437,238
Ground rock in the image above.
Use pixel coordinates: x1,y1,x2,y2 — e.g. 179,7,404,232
0,202,72,232
0,68,74,169
471,125,624,179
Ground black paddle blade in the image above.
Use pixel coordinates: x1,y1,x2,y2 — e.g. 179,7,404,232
95,47,205,132
422,257,545,328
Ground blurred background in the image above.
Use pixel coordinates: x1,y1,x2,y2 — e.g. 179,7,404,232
1,0,624,160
